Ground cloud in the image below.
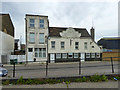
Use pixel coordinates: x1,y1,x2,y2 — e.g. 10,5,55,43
1,1,118,43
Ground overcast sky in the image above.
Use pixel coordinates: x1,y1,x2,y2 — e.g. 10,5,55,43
1,0,119,44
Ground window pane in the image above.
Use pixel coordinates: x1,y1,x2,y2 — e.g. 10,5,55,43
29,33,35,43
68,53,73,58
62,53,67,58
35,48,39,57
61,42,64,49
75,42,79,49
91,53,95,58
39,19,44,28
86,53,90,58
30,19,35,28
84,42,87,49
51,41,55,48
39,33,44,43
56,53,61,59
96,53,100,58
28,48,33,52
74,53,78,58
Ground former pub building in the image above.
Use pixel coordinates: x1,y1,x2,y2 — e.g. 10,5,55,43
25,14,101,63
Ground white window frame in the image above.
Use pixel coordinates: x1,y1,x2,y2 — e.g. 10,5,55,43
56,53,61,59
61,42,65,49
84,42,87,49
75,42,79,50
62,53,67,58
91,53,95,58
51,41,55,49
68,53,73,58
96,53,100,58
39,19,44,28
74,53,78,58
30,18,35,28
29,33,35,43
86,53,90,58
35,48,46,58
39,33,44,44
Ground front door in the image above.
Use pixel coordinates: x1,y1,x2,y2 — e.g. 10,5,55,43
28,48,33,61
81,53,85,61
50,54,55,63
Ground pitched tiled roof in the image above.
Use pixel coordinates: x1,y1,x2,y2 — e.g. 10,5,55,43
49,27,91,37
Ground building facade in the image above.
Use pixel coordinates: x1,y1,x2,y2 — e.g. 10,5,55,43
0,14,14,64
25,14,101,63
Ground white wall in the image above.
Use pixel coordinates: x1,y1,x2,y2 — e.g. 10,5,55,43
0,31,14,63
48,37,101,53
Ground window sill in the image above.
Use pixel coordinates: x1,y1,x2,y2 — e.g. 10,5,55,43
29,27,35,29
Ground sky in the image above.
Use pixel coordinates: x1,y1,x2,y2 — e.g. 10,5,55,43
1,0,119,44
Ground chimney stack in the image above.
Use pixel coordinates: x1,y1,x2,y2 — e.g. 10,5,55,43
90,27,95,41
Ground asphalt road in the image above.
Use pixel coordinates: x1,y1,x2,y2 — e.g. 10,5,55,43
2,61,119,79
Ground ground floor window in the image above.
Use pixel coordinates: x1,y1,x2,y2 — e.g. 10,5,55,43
56,53,61,59
68,53,73,58
62,53,67,59
91,53,95,58
35,48,46,58
86,53,90,58
74,53,78,58
96,53,100,58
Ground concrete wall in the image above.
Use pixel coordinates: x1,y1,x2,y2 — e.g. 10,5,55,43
48,37,101,53
0,31,14,63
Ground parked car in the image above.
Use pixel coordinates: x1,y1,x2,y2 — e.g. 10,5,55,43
0,67,8,77
0,63,3,67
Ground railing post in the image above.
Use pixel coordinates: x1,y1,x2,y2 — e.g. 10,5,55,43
110,57,114,73
46,61,48,77
13,62,15,77
79,58,81,75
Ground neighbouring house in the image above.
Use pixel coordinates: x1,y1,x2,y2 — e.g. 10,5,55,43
0,14,14,64
97,37,120,61
13,39,25,55
25,14,101,63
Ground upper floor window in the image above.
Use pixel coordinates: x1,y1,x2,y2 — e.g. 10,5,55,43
30,19,35,28
61,42,65,49
39,33,44,44
75,42,79,50
29,33,35,43
51,41,55,49
84,42,87,49
39,19,44,28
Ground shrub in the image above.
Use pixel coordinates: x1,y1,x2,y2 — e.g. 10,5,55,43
75,78,82,82
90,75,101,82
2,80,10,85
17,76,25,84
101,75,108,81
82,76,88,82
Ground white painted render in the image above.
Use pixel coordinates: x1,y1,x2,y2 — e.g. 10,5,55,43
48,37,101,53
0,31,14,63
